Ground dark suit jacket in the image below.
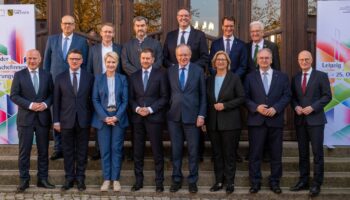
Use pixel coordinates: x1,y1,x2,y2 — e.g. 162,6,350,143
163,27,209,70
53,69,94,129
167,63,207,123
209,37,248,78
43,33,89,81
86,42,123,75
206,71,245,131
91,73,129,129
291,69,331,126
129,68,169,123
244,70,291,127
246,39,280,73
122,37,163,76
10,68,53,127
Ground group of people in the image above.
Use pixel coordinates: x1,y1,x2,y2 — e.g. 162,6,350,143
10,8,331,198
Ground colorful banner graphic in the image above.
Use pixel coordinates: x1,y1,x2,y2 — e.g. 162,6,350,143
0,5,35,144
317,1,350,146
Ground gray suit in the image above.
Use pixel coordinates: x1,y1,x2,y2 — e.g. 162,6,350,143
122,37,163,76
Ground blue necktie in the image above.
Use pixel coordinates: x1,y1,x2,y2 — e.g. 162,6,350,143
143,70,149,91
32,71,39,94
180,31,186,44
262,72,269,94
62,37,69,59
225,39,231,54
179,67,185,90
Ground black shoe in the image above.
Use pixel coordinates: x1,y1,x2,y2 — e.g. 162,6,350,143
263,154,270,163
309,185,320,197
90,151,101,160
210,182,223,192
77,180,86,191
61,180,74,191
17,179,29,192
226,184,234,194
37,179,55,189
50,151,63,160
156,184,164,192
270,184,282,194
169,181,182,193
236,154,243,163
188,183,198,193
131,183,143,191
249,183,261,193
290,181,309,191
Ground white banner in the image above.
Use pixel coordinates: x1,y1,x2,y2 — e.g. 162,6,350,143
316,0,350,146
0,4,35,144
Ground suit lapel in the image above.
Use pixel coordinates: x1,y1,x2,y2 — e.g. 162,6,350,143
25,69,37,95
254,71,266,95
144,69,155,93
136,70,144,94
217,73,231,101
97,44,103,74
37,69,45,95
65,71,75,96
58,34,64,60
268,70,279,95
295,72,303,95
183,64,193,91
305,70,316,94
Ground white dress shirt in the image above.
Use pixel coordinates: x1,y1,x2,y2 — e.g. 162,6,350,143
101,43,113,73
69,68,81,91
260,67,273,89
177,26,191,45
62,33,73,52
136,66,154,114
223,35,235,52
301,67,313,85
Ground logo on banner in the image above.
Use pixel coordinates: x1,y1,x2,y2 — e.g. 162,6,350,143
7,9,13,16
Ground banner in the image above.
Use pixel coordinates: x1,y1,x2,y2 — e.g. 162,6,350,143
0,5,35,144
316,0,350,146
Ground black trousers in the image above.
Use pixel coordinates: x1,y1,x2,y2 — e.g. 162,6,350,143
209,129,240,185
61,120,90,181
296,123,324,186
133,121,164,185
18,117,50,181
248,125,283,185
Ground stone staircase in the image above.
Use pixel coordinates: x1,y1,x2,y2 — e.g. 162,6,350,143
0,141,349,199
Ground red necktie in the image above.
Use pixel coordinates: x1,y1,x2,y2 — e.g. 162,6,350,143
302,73,308,94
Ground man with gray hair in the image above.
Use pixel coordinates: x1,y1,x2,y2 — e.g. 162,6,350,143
246,20,280,73
122,16,163,76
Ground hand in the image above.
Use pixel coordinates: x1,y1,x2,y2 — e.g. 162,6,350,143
302,106,314,115
256,104,268,116
30,102,40,111
295,106,303,115
265,107,277,117
196,117,205,127
214,103,225,111
36,103,47,112
53,124,61,132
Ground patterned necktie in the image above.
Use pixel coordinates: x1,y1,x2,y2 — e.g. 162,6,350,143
225,39,231,54
143,70,149,91
179,67,185,90
302,73,308,94
62,37,69,59
254,44,259,66
180,31,186,44
32,71,39,94
262,72,269,94
73,72,78,95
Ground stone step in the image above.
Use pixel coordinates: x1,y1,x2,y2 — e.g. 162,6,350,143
1,156,349,172
1,170,350,188
1,141,349,158
0,185,349,199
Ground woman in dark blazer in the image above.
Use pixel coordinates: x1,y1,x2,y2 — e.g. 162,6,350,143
206,51,245,194
91,52,129,192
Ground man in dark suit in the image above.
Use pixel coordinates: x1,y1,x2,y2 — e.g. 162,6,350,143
53,49,94,191
129,48,169,193
163,8,209,70
122,16,163,76
43,15,89,160
86,22,123,160
167,44,206,193
10,49,55,192
244,48,291,194
246,21,280,73
209,16,248,78
290,50,331,197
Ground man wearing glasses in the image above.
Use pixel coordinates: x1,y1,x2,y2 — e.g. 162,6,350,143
43,15,89,161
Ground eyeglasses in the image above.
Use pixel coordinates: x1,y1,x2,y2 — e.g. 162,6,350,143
62,22,74,26
258,57,271,60
216,58,227,62
298,58,311,62
68,58,82,61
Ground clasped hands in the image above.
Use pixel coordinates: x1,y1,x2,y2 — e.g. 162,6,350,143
257,104,277,117
136,107,150,117
30,102,47,112
295,106,314,116
104,116,118,126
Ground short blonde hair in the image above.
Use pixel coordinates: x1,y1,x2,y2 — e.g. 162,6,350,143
211,51,231,70
104,51,119,64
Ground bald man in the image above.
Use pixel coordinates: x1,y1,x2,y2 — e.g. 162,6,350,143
11,49,55,192
290,50,331,197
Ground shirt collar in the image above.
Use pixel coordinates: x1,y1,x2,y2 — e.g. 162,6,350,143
179,63,189,70
102,42,113,48
223,35,234,42
62,33,73,40
260,67,273,75
142,66,153,73
303,67,313,75
136,35,147,43
28,68,39,73
179,26,191,33
69,68,81,74
253,39,264,47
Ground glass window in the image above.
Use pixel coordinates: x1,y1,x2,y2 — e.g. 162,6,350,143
191,0,219,37
251,0,281,31
134,0,162,33
308,0,317,15
19,0,46,19
73,0,102,33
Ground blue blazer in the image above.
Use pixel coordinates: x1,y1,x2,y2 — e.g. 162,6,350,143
86,43,123,75
167,63,207,124
209,37,248,78
91,73,129,129
43,33,89,81
244,70,291,127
